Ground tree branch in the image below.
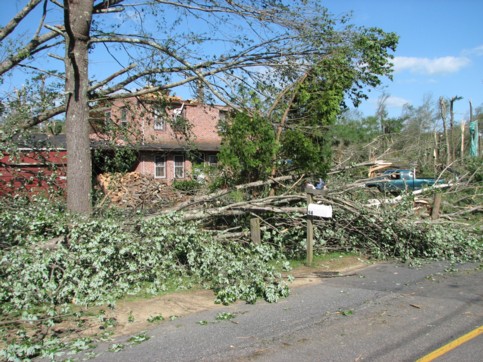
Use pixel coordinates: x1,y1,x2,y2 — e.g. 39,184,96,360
0,30,61,76
161,175,297,214
93,0,125,13
0,0,43,42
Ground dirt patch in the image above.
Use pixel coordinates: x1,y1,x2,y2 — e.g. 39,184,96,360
109,289,221,336
289,255,371,287
85,255,371,339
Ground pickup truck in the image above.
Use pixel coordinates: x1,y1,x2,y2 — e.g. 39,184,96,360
365,169,445,193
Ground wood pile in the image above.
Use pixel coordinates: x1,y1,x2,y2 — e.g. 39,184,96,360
97,172,186,210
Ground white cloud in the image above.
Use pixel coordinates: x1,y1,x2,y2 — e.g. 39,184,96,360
366,95,410,115
393,56,470,75
463,45,483,57
474,45,483,55
385,96,410,108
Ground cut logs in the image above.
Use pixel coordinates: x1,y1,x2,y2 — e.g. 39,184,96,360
96,172,187,210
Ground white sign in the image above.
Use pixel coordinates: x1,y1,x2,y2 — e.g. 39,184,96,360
307,203,333,218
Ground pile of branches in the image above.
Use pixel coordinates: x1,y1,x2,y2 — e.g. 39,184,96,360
152,173,482,263
0,170,480,360
97,172,187,210
0,201,291,360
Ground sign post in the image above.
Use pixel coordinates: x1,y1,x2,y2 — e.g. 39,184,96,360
306,190,314,265
305,187,331,266
250,217,261,244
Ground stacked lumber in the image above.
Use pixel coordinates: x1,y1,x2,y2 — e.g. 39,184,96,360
97,172,186,210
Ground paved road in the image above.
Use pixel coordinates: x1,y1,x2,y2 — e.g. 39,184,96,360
90,262,483,361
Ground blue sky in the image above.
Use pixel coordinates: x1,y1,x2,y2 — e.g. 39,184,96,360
1,1,482,121
323,0,483,120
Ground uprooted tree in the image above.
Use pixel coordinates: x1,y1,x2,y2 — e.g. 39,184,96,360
0,0,398,214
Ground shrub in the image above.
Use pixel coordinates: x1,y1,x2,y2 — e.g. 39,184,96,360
172,179,201,194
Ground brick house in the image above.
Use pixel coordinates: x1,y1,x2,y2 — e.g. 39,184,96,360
93,93,228,183
0,94,227,196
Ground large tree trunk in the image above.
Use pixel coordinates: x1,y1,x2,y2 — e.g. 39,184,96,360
64,0,93,214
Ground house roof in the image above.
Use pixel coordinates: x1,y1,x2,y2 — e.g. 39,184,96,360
137,140,220,152
12,134,67,150
90,139,220,152
11,134,220,153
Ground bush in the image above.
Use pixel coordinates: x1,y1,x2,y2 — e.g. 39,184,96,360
172,179,201,194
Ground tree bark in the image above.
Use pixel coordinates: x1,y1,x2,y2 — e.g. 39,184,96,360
460,120,465,160
449,96,462,162
64,0,93,214
433,131,439,172
439,97,451,166
170,175,296,212
431,193,442,220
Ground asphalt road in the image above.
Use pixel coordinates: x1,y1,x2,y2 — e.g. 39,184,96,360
89,262,483,362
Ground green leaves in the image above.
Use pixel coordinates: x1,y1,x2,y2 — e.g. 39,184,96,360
218,111,277,184
339,309,353,316
311,194,483,265
215,312,236,321
128,333,150,345
109,343,125,352
147,314,165,323
0,196,67,248
0,202,291,359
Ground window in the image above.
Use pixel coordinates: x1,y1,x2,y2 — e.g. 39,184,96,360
154,116,164,131
154,155,166,178
120,108,128,128
217,110,229,134
153,109,165,131
206,154,217,165
102,111,112,132
390,172,401,180
174,155,184,178
219,110,228,122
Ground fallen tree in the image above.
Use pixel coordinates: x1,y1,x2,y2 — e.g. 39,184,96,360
91,166,480,242
1,169,480,360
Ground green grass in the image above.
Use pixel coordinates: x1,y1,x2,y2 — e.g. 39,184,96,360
119,278,204,303
287,251,360,269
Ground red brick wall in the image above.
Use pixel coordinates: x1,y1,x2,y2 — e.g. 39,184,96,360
0,150,67,196
106,97,223,144
105,95,225,181
134,152,192,183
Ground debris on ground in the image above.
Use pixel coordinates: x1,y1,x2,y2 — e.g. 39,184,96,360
97,172,187,210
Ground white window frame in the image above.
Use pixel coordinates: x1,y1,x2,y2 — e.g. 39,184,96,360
120,108,128,128
153,109,165,131
154,155,166,178
174,155,185,179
